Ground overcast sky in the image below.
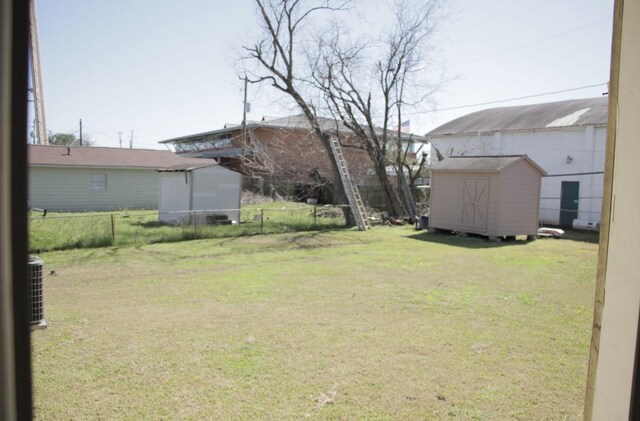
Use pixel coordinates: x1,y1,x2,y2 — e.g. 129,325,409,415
35,0,614,149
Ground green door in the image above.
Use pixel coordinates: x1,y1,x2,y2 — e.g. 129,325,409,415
560,181,579,228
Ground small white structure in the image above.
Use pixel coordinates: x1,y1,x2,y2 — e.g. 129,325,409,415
158,162,241,225
427,97,607,227
428,155,545,238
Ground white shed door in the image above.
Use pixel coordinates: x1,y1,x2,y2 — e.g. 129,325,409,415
461,178,489,231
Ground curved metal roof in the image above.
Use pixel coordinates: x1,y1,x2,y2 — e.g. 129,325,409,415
427,97,608,136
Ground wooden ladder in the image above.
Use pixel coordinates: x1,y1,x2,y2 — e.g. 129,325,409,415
328,136,370,230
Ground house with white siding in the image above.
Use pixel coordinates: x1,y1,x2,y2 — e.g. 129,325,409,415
28,145,214,212
426,97,607,227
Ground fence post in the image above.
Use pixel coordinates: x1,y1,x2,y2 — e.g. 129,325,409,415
313,206,317,228
260,209,264,234
110,214,115,243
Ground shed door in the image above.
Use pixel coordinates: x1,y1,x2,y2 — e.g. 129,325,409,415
560,181,579,227
461,178,489,232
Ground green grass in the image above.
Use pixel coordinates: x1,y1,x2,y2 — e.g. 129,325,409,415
32,227,599,420
28,202,346,252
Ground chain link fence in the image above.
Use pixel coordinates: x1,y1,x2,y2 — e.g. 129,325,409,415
29,205,349,252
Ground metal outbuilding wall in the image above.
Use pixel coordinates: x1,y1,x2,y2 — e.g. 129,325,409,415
428,156,545,238
158,164,241,224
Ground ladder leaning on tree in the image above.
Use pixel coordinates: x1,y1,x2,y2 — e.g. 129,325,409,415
328,136,370,230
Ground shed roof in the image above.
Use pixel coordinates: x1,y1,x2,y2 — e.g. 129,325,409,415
157,162,220,172
429,155,546,175
427,97,608,136
28,145,214,169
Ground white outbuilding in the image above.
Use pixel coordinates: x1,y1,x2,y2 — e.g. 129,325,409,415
428,155,546,239
426,97,607,228
158,162,241,225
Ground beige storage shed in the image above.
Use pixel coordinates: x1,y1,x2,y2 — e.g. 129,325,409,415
428,155,546,238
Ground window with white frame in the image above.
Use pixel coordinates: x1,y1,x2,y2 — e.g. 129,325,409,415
91,173,107,191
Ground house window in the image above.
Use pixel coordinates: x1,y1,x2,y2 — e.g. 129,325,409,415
91,174,107,191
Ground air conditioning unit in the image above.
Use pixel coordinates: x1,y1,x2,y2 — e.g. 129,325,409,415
28,255,47,330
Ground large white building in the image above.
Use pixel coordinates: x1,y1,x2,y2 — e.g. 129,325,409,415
426,97,608,227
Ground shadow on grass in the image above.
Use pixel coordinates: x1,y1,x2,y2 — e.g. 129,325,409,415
128,220,171,228
407,230,531,249
408,228,600,248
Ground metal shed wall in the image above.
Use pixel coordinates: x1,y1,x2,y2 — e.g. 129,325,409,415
191,166,241,222
158,165,241,224
158,172,191,224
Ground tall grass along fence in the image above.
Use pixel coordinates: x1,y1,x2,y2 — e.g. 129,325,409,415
29,205,348,252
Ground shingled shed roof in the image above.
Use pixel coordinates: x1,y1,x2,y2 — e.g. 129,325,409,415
429,155,546,175
29,145,214,169
428,97,608,136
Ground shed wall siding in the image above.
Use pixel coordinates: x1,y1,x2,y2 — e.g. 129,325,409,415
430,172,499,235
496,163,541,235
192,166,241,222
29,166,159,211
158,173,191,223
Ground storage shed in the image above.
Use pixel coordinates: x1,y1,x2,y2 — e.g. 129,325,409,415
428,155,546,239
158,162,241,225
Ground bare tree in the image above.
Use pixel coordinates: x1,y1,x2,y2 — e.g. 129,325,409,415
243,0,356,226
310,0,445,218
243,0,446,219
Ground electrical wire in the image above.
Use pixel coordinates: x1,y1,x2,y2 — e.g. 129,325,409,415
451,17,613,68
408,83,608,115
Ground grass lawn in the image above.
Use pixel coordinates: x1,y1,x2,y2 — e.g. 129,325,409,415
32,227,598,420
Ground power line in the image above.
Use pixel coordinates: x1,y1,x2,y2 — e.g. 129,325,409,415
451,17,613,68
410,83,607,115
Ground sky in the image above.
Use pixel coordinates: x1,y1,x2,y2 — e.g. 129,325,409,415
34,0,614,150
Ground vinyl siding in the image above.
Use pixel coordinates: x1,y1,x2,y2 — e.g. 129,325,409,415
29,166,160,211
496,162,541,236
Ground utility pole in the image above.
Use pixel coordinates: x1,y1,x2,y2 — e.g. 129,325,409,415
79,119,83,146
129,130,133,149
241,75,249,176
118,131,122,148
29,0,48,145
